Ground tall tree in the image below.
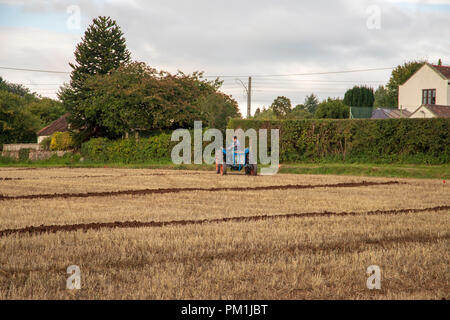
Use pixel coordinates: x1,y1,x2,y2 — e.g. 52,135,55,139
59,16,131,142
197,92,241,131
304,93,319,114
386,60,426,107
69,16,131,89
270,96,292,118
343,86,374,108
373,85,392,108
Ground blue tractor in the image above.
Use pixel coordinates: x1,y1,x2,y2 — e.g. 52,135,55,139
215,148,257,176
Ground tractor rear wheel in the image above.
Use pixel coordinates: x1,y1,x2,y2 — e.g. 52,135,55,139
220,164,227,175
215,159,220,174
215,151,221,174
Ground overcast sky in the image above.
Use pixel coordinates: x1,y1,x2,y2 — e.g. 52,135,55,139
0,0,449,115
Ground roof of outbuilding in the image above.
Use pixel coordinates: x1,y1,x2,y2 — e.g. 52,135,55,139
387,109,412,118
371,108,411,119
37,113,70,136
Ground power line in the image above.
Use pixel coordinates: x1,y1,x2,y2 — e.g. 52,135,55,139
252,79,386,83
0,66,70,74
253,89,346,93
203,67,394,78
0,65,394,78
253,78,387,83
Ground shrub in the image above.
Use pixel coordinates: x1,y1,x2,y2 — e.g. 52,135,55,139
81,134,175,163
80,138,110,162
50,132,74,151
18,148,31,161
228,118,450,164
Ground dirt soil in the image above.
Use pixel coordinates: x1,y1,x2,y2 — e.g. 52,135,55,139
1,204,447,238
0,180,401,201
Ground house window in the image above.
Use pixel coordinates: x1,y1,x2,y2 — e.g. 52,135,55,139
422,89,436,105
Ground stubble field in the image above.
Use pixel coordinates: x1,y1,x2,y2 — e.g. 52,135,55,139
0,167,448,299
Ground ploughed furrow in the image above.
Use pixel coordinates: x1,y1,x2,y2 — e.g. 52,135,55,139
0,180,401,201
1,205,448,238
0,172,210,181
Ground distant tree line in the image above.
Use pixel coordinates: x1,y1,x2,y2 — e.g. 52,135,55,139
252,59,430,121
253,93,349,120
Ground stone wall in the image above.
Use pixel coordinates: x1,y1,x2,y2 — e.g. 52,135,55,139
1,150,70,161
2,144,41,151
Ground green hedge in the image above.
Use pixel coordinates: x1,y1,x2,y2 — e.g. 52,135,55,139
80,119,449,164
81,134,175,163
228,118,450,164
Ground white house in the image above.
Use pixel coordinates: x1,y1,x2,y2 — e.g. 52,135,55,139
398,63,450,116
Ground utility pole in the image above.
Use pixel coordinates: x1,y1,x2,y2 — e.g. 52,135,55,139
236,77,252,118
247,76,252,119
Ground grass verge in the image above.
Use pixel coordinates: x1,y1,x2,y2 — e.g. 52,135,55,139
1,156,449,179
279,163,450,180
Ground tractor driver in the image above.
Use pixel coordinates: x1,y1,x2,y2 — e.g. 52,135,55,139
227,136,241,152
225,136,241,164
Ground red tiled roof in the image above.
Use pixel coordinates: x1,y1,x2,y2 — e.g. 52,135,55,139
37,113,70,136
431,65,450,80
424,105,450,118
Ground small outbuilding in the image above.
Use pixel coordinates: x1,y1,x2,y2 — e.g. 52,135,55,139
36,113,70,143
